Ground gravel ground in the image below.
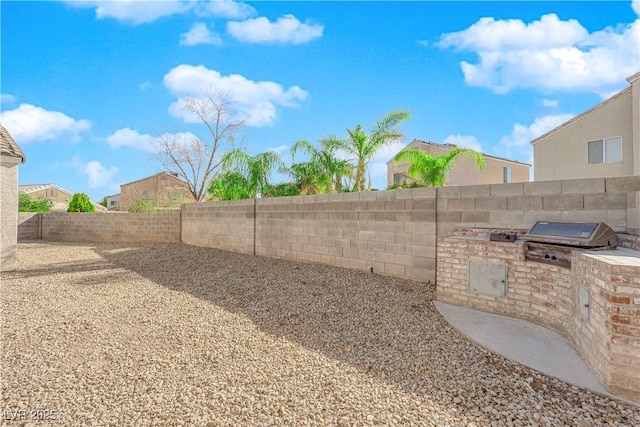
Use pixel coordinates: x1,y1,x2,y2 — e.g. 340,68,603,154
1,241,639,426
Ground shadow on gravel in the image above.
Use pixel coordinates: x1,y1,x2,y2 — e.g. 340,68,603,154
14,242,637,423
80,241,634,425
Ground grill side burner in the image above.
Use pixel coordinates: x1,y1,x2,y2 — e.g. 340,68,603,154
524,242,572,268
522,221,618,268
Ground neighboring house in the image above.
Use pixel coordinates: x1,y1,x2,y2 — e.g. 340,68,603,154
532,72,640,181
119,172,194,212
18,183,106,212
388,139,530,188
104,193,121,211
1,124,26,271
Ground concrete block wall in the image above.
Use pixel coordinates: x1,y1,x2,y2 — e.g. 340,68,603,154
17,212,41,240
40,212,181,243
255,188,437,282
181,199,255,255
435,176,639,237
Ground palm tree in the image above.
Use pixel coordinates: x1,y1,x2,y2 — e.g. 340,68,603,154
290,139,353,194
393,147,485,187
208,171,253,200
323,109,410,192
209,149,285,199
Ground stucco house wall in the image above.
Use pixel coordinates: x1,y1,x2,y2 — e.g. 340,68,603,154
532,72,639,181
105,193,121,211
119,172,194,212
1,124,26,272
388,140,530,188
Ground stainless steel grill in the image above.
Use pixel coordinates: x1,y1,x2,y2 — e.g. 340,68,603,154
522,221,618,268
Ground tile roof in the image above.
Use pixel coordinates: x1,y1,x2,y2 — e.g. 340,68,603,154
0,124,26,162
120,171,186,188
387,139,531,166
19,183,107,211
18,183,73,195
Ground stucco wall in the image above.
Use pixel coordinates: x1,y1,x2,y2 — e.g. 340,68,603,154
533,89,635,181
120,173,193,212
1,157,20,271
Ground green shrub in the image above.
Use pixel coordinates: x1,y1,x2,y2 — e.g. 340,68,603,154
18,194,53,212
67,193,95,212
130,200,154,213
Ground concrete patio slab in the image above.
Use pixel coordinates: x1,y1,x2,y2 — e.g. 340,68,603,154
434,301,639,407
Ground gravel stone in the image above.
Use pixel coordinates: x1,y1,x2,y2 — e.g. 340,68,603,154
1,241,639,426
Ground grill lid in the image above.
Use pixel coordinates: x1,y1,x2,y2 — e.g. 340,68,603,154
523,221,618,248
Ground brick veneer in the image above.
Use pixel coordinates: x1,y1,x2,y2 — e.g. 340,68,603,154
437,231,640,402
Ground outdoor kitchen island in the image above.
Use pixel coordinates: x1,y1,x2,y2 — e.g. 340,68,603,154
436,226,640,403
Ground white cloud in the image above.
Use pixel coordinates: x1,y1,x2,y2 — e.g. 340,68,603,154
442,134,483,152
0,93,16,105
84,161,119,188
0,103,90,143
439,10,640,98
498,114,574,161
180,23,222,46
633,0,640,16
541,99,559,108
227,14,323,45
106,127,154,151
68,0,256,24
163,64,308,126
68,0,191,24
266,144,290,154
195,0,256,19
71,156,119,189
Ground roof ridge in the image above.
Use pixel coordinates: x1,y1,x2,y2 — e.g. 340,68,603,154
394,139,531,166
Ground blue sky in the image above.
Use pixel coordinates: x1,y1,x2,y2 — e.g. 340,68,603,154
2,0,639,201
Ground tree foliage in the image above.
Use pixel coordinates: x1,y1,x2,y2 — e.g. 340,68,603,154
289,139,353,194
153,89,245,202
18,194,53,212
393,147,485,187
323,109,410,192
208,149,284,200
67,193,95,212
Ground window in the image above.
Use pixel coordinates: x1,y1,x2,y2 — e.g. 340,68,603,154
503,167,512,183
588,137,622,164
393,173,407,186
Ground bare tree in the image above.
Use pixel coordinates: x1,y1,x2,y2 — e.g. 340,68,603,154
153,90,245,201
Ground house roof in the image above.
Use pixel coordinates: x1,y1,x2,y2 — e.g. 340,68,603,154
387,139,532,166
531,71,639,145
19,184,107,211
0,124,26,162
120,171,187,188
530,85,632,145
19,183,73,196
